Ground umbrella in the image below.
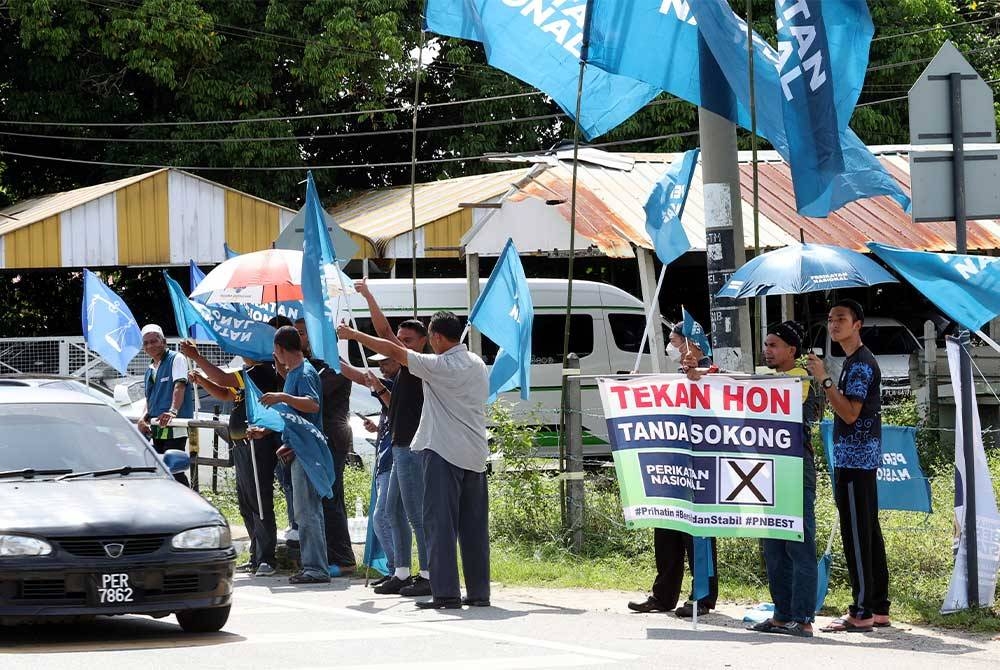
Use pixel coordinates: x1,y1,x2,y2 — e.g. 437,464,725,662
716,242,898,300
190,249,355,305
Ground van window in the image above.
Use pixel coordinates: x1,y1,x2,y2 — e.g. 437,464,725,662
346,316,429,366
830,325,921,357
607,314,671,353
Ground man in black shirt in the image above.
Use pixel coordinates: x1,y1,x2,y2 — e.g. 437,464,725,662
182,341,282,577
294,318,356,576
355,280,431,597
807,299,889,632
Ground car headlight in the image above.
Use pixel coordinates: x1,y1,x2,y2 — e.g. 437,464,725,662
171,526,231,550
0,535,52,557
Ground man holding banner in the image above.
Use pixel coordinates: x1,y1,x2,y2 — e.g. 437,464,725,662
807,300,890,632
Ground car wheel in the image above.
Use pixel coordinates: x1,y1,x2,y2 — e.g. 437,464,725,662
175,605,231,633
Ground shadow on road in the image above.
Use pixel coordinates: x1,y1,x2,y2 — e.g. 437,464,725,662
0,616,244,654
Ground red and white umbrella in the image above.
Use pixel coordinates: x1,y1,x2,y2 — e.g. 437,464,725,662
190,248,355,304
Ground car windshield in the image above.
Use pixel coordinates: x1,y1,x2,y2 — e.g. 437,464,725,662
0,403,162,478
831,325,921,357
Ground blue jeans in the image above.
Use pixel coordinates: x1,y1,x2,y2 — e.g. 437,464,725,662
762,455,817,623
386,445,427,570
275,462,295,529
290,457,328,579
373,471,395,571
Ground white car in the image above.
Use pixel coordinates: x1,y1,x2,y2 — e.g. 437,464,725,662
817,317,922,397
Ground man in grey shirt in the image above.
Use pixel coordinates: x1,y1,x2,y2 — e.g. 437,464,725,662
337,311,490,610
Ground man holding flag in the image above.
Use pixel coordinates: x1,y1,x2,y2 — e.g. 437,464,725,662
137,323,193,487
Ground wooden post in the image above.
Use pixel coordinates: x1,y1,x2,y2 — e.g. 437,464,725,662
465,252,482,356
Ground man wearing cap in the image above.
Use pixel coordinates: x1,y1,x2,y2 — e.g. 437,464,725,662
138,324,193,486
808,299,890,632
750,321,822,638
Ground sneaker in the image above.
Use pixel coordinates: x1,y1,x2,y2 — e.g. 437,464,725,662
236,561,257,574
370,575,391,587
399,576,432,597
373,575,409,595
255,563,276,577
285,529,300,543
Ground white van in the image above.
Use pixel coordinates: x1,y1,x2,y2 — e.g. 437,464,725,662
341,278,668,457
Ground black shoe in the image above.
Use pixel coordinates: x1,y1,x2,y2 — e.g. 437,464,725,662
627,596,671,613
373,575,409,595
415,598,462,610
675,602,711,618
236,561,257,574
370,575,391,587
399,576,432,597
462,597,491,607
289,572,331,585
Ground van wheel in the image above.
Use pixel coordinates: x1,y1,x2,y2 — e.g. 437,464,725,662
175,605,230,633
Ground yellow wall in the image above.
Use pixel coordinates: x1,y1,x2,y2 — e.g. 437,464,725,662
4,215,61,268
422,210,472,258
117,171,169,265
225,192,278,252
348,232,377,259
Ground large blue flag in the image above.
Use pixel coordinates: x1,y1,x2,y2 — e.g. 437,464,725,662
81,269,142,376
362,469,390,576
469,238,534,402
681,306,712,357
187,261,215,341
244,371,335,499
588,0,910,216
868,243,1000,332
644,149,697,266
424,0,661,140
164,272,277,361
301,172,342,372
821,421,932,513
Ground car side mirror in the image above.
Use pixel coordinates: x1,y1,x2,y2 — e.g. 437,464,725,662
162,450,190,475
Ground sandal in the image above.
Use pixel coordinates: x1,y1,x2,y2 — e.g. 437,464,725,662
873,615,891,628
774,622,814,638
820,616,873,633
748,619,785,633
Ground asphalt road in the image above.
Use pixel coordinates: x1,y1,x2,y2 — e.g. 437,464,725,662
2,576,999,669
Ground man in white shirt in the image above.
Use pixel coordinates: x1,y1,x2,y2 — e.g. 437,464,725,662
337,311,491,609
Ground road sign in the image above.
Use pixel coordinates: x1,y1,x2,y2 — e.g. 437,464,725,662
908,41,1000,223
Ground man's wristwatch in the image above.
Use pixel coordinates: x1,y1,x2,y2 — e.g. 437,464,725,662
821,377,834,390
167,408,179,417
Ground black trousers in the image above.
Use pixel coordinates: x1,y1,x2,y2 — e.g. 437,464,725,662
651,529,718,609
152,436,190,487
422,449,490,601
234,436,279,567
322,450,356,568
834,467,890,618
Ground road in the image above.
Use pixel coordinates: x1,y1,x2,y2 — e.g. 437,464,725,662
2,576,999,669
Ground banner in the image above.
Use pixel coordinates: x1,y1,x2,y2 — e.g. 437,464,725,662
598,374,804,540
820,421,932,513
942,339,1000,613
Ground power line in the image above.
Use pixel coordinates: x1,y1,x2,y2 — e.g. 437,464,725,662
871,14,999,42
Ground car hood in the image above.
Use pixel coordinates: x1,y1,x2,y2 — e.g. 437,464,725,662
0,477,226,536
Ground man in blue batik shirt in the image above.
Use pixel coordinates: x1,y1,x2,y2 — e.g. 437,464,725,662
808,299,890,633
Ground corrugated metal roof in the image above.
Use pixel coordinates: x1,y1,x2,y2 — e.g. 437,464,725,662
0,170,163,237
331,168,529,246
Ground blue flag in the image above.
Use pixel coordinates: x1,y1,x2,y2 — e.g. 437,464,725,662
424,0,661,140
164,272,277,361
301,172,342,372
362,469,390,576
821,421,932,513
224,242,240,260
681,307,712,357
644,149,697,266
243,371,286,433
81,269,142,376
187,261,215,341
469,239,534,402
868,243,1000,332
588,0,910,216
692,536,715,601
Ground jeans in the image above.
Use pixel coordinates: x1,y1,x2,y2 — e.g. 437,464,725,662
373,471,395,571
762,455,818,624
386,445,428,570
275,461,295,529
321,450,356,567
290,457,329,579
421,449,490,601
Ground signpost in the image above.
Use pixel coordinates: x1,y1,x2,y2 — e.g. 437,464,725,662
909,40,1000,608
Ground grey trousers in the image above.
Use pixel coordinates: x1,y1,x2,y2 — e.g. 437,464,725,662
421,449,490,601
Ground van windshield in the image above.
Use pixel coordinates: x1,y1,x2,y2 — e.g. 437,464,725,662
831,325,921,357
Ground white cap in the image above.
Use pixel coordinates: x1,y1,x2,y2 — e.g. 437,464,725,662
141,324,165,338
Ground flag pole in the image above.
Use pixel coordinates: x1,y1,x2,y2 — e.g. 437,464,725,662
746,0,763,363
559,0,594,519
409,6,428,320
632,265,668,374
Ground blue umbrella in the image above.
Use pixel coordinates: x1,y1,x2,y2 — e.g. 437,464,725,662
716,243,898,299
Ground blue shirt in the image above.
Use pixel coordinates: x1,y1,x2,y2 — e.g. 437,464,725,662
144,350,194,422
283,359,323,431
372,378,395,476
832,346,882,469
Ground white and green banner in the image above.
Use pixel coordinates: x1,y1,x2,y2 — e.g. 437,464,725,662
598,374,805,541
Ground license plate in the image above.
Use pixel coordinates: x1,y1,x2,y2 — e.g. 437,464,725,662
92,573,136,605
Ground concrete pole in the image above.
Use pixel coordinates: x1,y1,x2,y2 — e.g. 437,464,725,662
465,252,483,356
699,108,753,373
636,247,666,372
564,353,584,553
